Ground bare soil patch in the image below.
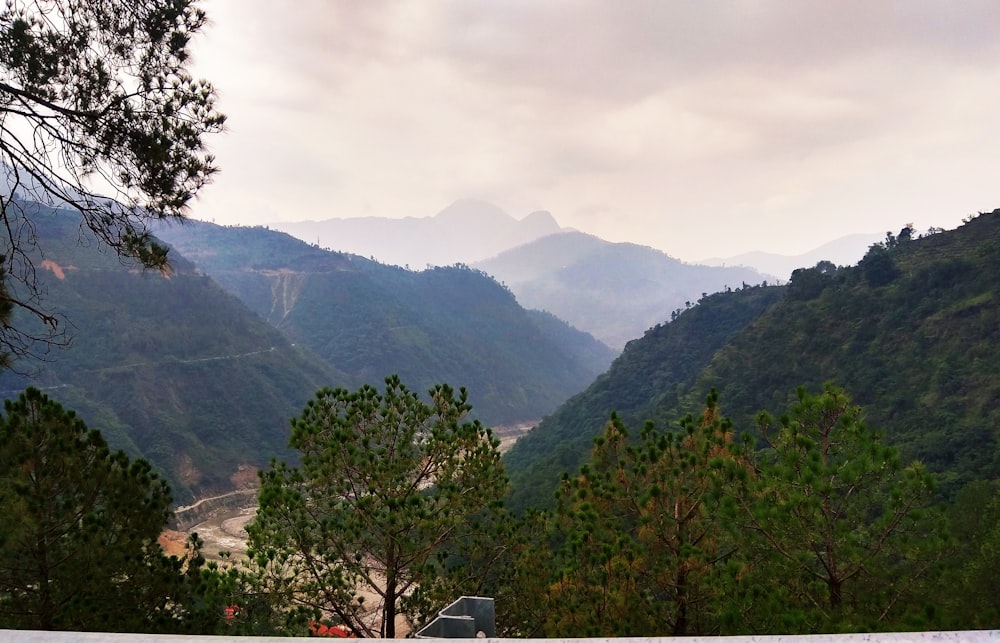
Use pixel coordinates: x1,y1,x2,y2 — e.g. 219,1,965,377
183,504,256,560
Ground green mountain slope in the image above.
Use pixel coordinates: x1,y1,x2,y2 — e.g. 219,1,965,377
506,210,1000,510
666,212,1000,496
505,284,785,511
154,220,616,426
0,202,346,502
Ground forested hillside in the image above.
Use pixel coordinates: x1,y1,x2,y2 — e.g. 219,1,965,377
665,211,1000,497
505,283,785,511
155,220,616,425
0,203,345,501
507,210,1000,509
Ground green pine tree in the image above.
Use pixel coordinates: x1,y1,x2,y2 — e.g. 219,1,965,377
0,387,181,631
1,0,224,357
546,392,745,636
246,375,508,638
730,385,944,633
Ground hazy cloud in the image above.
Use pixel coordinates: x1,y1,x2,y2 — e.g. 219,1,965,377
191,0,1000,257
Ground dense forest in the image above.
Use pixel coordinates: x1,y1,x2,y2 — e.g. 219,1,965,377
505,282,786,512
0,203,342,501
507,210,1000,511
154,219,616,425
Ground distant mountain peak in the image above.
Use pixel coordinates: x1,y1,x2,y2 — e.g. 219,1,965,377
433,199,512,225
269,199,565,268
700,232,886,280
475,231,770,349
520,210,560,234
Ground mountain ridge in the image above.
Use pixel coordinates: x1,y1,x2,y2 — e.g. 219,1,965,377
268,198,563,268
154,219,616,427
504,210,1000,510
475,230,773,349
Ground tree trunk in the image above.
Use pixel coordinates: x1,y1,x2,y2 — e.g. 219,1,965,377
829,576,842,611
384,568,397,638
673,568,689,636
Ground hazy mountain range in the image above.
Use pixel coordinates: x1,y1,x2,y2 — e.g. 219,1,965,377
270,198,561,269
700,232,885,280
271,199,886,280
475,231,772,349
271,200,890,348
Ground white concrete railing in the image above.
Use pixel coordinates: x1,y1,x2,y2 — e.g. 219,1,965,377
2,630,998,642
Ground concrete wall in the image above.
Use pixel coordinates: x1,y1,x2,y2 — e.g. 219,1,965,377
3,630,998,642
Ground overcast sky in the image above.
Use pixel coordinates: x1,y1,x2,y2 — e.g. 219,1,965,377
188,1,1000,261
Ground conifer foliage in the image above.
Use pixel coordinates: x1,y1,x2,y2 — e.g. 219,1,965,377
548,394,743,636
0,387,178,631
730,385,944,632
529,386,946,635
0,0,224,358
247,376,508,638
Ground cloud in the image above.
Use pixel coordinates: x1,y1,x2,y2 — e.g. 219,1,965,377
190,0,1000,257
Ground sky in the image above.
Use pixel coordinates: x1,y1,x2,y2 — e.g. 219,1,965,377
188,1,1000,261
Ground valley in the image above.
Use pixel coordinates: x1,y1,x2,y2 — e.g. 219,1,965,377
163,419,535,561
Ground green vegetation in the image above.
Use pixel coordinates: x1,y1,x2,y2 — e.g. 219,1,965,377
246,376,508,637
0,205,343,501
505,283,784,511
544,397,738,636
0,388,179,631
941,479,1000,628
671,214,1000,498
508,211,1000,510
726,385,944,632
0,258,12,368
0,379,996,635
1,0,223,357
155,219,615,425
512,387,949,635
0,199,613,501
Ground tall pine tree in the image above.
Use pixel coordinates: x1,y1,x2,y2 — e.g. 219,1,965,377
0,387,181,631
247,376,507,638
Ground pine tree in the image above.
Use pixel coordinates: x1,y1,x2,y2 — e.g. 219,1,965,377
0,387,180,631
1,0,224,358
547,392,746,636
246,375,508,638
730,385,943,632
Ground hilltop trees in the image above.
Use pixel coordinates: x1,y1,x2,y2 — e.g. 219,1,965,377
0,0,224,360
0,388,182,631
247,376,507,637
